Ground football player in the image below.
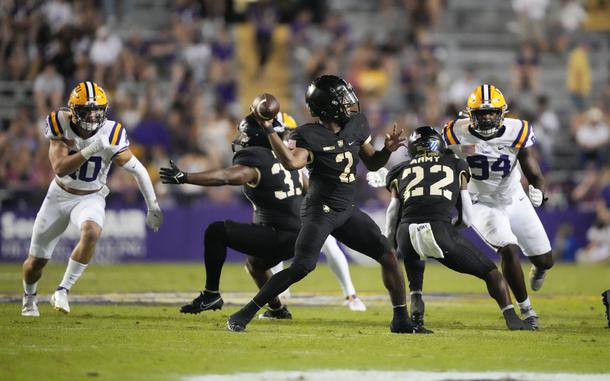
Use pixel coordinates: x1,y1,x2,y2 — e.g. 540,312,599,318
227,75,424,333
21,82,163,317
384,126,534,330
443,84,554,328
276,112,367,312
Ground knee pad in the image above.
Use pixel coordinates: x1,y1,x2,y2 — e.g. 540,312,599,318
204,221,226,244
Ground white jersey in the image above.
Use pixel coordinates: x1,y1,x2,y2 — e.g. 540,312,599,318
443,117,535,205
44,110,129,191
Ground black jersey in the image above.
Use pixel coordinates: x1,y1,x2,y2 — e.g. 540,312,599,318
289,112,371,210
233,146,303,232
386,153,470,224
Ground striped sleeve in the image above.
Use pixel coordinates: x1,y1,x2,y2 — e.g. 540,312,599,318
511,120,535,150
108,122,129,156
43,111,64,139
442,119,460,146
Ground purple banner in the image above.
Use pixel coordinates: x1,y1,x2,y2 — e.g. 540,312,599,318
0,203,595,263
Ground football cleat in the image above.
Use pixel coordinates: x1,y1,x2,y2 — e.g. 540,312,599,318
410,293,425,327
258,305,292,320
524,315,539,330
50,288,70,314
227,313,251,332
21,294,40,317
529,266,547,291
390,318,433,334
503,308,536,331
180,292,224,314
345,295,366,312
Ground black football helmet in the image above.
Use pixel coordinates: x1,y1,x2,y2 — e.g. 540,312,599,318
407,126,445,158
231,115,284,152
305,75,359,125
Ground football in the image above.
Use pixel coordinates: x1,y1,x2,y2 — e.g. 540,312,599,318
250,93,280,120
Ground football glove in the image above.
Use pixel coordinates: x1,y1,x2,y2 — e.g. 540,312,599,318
159,160,187,184
366,167,389,188
146,205,163,232
528,185,546,207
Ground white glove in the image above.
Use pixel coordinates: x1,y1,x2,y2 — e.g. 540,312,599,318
81,134,110,159
528,184,544,207
146,205,163,232
366,167,389,188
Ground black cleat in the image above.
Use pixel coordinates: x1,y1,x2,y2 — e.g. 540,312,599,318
258,305,292,320
523,315,539,330
390,318,433,334
180,292,224,314
602,290,609,328
227,313,251,332
504,312,536,331
410,293,425,328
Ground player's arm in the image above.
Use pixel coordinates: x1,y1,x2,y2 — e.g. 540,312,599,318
267,130,310,170
159,160,259,186
359,124,405,171
49,135,108,177
518,146,546,207
114,149,163,231
384,187,400,248
455,171,474,228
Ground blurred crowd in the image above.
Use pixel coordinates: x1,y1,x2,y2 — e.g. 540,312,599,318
0,0,609,262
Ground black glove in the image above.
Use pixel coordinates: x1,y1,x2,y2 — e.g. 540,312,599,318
159,160,187,184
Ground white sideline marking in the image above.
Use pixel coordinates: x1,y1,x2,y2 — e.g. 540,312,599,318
183,370,610,381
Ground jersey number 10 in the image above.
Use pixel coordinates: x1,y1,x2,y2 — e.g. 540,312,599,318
401,164,454,201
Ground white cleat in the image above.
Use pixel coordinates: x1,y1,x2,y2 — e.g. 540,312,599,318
345,296,367,312
50,289,70,314
529,266,547,291
22,294,40,317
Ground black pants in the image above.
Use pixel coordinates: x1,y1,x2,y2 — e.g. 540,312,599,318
397,220,496,280
203,220,298,291
252,204,390,306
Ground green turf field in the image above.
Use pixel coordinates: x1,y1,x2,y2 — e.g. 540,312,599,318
1,263,609,381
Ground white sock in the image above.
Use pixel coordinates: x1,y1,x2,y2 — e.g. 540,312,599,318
501,304,515,313
23,280,38,296
58,259,88,291
517,297,532,312
322,237,356,297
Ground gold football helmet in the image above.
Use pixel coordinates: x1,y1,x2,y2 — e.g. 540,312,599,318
68,81,109,132
466,84,508,138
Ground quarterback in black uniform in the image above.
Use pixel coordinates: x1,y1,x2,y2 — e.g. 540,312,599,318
159,109,302,319
384,126,534,330
227,75,425,333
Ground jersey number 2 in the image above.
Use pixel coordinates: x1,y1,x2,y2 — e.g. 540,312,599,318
336,152,355,183
402,165,454,201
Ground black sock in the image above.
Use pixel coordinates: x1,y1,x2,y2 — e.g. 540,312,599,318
253,268,299,307
393,305,408,321
203,222,227,291
237,300,262,320
268,298,282,310
404,257,425,292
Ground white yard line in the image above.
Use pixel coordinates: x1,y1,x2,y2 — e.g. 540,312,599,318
183,370,610,381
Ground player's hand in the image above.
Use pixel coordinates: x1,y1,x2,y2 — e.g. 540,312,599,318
528,185,546,207
159,160,187,184
80,134,110,159
383,124,405,152
146,205,163,232
366,167,389,188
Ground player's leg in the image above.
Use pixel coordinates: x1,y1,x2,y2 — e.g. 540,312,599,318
321,236,366,311
269,262,291,299
227,207,341,331
245,257,292,319
332,207,427,334
395,223,426,327
51,193,106,313
22,187,71,317
507,191,554,291
433,222,534,330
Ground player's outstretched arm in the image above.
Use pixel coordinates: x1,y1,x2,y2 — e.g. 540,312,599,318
49,135,108,177
159,160,259,187
359,124,405,171
518,147,547,207
384,188,400,248
114,149,163,232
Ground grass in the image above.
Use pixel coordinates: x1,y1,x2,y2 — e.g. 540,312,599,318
0,262,609,381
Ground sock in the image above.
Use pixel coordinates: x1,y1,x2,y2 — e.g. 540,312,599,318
322,237,356,297
23,280,38,296
517,297,532,312
58,259,88,291
501,304,515,313
238,300,262,320
393,304,408,321
268,298,282,310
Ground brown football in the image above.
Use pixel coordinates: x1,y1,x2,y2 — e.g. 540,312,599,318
250,93,280,120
